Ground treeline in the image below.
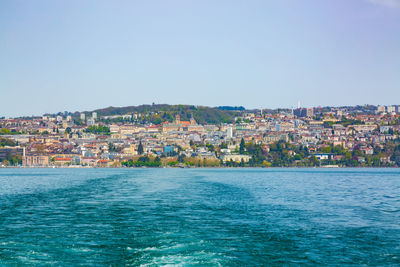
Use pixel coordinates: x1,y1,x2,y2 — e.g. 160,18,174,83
121,155,221,167
323,118,364,127
88,104,240,125
122,156,162,167
0,137,18,147
0,138,22,165
0,128,23,135
84,125,110,135
235,139,400,167
217,106,245,111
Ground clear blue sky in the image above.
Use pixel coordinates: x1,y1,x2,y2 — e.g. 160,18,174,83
1,0,399,117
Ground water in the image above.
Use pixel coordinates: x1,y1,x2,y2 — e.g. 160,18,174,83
0,168,399,266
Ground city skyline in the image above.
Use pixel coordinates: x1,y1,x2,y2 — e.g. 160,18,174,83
1,0,400,117
2,102,400,119
2,1,400,265
2,102,400,168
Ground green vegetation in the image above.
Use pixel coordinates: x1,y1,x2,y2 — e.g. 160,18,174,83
218,140,400,167
0,138,17,147
239,138,245,154
138,141,144,155
0,128,22,135
0,155,22,166
86,104,239,125
324,118,364,127
167,161,179,166
84,125,110,135
0,138,22,165
121,156,161,167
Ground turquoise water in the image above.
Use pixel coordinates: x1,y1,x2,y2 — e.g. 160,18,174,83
0,168,399,266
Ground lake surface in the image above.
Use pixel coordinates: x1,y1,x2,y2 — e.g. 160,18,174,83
0,168,399,266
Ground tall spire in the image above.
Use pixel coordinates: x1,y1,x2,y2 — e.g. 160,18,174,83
190,113,196,124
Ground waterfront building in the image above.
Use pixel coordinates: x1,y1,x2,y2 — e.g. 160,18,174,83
23,155,49,166
221,154,251,163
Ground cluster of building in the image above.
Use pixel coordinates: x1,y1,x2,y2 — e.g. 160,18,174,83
1,105,400,167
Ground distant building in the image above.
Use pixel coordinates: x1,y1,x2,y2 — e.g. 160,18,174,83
263,133,289,144
387,106,396,114
294,108,313,118
226,127,233,139
377,106,386,114
222,154,251,163
92,112,97,120
80,113,86,121
87,118,95,126
362,147,374,155
122,144,137,156
162,115,198,132
380,126,392,133
163,145,174,155
313,153,331,160
54,157,72,166
23,155,49,166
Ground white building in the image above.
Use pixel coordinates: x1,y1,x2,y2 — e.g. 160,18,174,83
222,154,251,163
92,112,97,120
226,127,233,139
376,106,386,114
87,118,95,126
80,113,86,121
387,106,396,114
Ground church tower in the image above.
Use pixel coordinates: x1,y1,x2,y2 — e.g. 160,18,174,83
190,114,196,125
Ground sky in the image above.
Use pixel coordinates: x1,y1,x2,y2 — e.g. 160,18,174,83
1,0,400,117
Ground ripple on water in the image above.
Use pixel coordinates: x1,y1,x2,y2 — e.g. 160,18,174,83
0,168,400,265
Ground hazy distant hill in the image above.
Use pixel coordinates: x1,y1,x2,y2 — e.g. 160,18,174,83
75,104,244,124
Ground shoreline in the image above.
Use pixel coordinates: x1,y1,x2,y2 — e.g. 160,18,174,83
0,166,398,169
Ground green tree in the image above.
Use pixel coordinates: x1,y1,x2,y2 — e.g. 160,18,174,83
138,141,144,155
84,125,110,135
206,143,214,152
178,154,186,163
239,138,245,154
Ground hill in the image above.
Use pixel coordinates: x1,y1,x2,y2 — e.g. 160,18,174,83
73,104,244,125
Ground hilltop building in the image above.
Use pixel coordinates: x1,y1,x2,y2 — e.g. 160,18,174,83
294,108,314,118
